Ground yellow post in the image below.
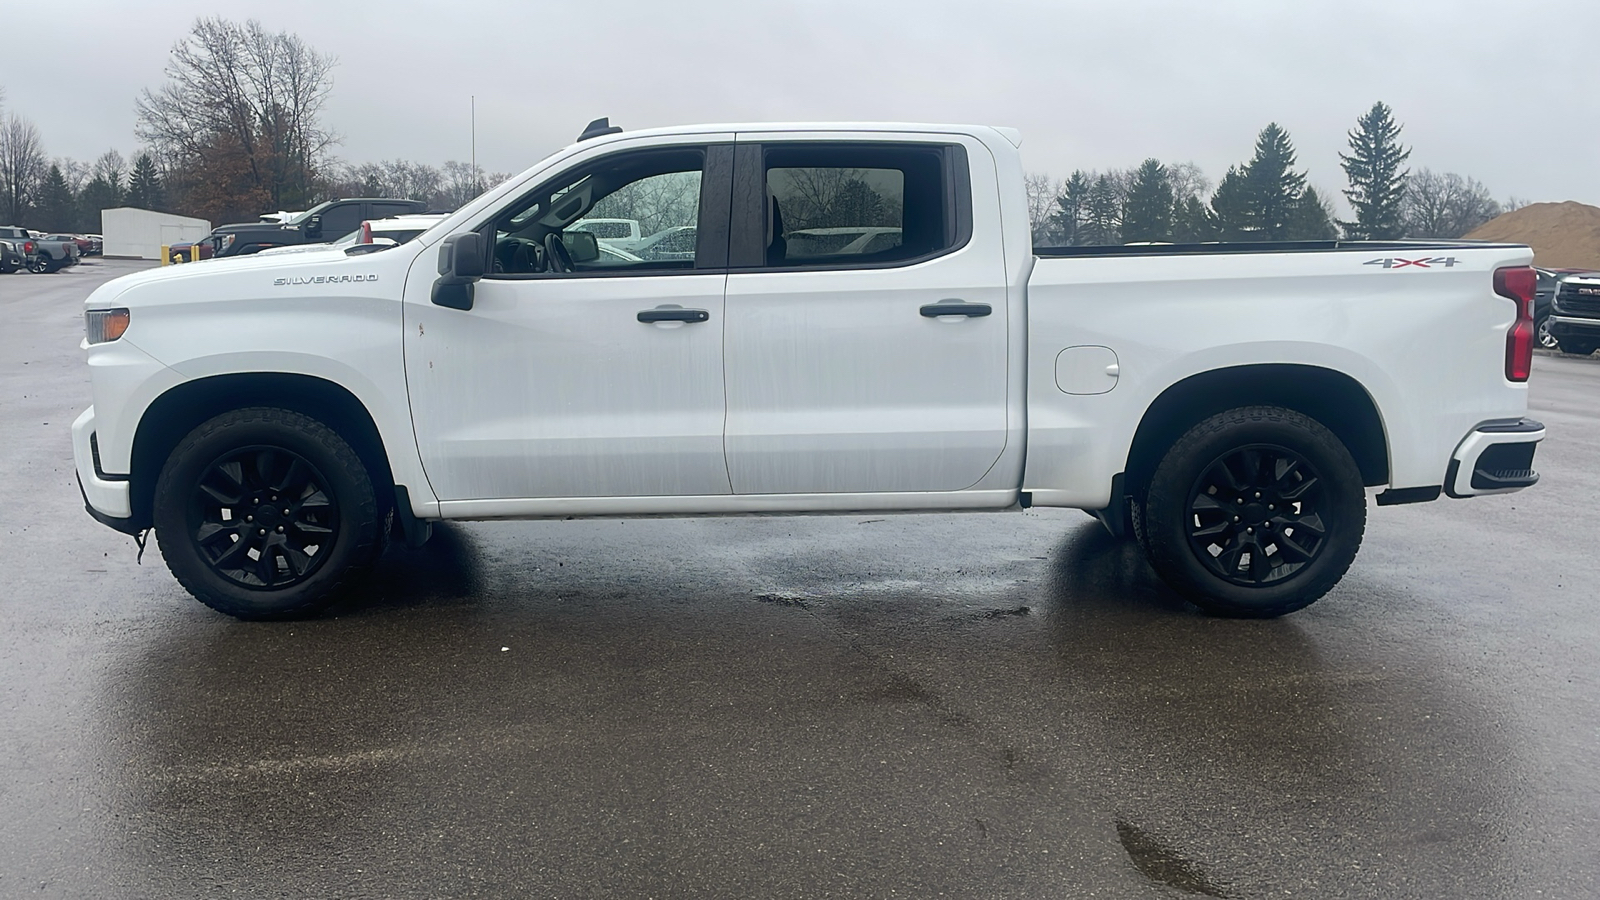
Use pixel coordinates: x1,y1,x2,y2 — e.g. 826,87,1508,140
160,245,170,266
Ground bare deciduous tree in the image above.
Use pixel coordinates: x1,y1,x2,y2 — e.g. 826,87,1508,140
1401,169,1501,238
1024,171,1062,245
0,112,47,223
136,17,338,220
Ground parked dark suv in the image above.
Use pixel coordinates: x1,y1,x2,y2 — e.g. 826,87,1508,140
207,198,428,258
1547,270,1600,355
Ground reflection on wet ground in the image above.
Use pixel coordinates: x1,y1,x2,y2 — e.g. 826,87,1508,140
3,263,1596,898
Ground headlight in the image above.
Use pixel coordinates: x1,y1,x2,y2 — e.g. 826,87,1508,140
86,308,130,344
220,233,236,251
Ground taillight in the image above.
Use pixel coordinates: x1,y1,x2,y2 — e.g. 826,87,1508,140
1494,265,1536,382
23,240,33,254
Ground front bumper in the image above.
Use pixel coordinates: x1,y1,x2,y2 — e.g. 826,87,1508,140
1445,418,1544,498
72,406,136,528
1548,315,1600,337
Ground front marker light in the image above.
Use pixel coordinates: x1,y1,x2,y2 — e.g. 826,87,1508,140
86,308,130,344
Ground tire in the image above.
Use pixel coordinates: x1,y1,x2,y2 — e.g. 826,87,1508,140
152,407,386,620
1141,406,1366,618
26,256,49,274
1536,315,1558,350
1556,336,1599,356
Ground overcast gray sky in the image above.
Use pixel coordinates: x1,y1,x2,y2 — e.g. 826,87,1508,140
5,0,1597,210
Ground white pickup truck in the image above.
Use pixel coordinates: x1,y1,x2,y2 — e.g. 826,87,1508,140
73,120,1545,621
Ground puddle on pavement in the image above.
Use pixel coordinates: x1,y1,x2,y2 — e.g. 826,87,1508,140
1115,820,1234,898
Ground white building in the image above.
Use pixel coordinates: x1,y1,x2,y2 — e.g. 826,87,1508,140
101,208,211,260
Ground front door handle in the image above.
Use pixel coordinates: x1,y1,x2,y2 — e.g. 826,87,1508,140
637,307,710,324
920,301,992,318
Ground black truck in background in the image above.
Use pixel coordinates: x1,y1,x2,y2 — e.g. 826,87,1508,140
1547,270,1600,356
206,198,428,258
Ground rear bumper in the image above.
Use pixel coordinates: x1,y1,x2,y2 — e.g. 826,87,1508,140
1445,418,1544,498
72,406,135,527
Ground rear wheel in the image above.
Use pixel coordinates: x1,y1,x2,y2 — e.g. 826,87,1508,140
152,408,385,620
26,256,50,273
1142,406,1366,618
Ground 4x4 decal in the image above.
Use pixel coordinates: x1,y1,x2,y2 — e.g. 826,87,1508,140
1364,257,1459,269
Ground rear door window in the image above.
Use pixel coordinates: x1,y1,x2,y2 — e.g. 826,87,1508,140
739,143,961,269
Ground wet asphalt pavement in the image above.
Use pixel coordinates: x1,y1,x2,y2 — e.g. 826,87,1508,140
1,258,1597,898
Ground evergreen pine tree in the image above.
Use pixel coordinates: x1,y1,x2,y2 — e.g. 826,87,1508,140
1241,123,1307,241
79,175,122,233
1082,174,1122,245
1051,171,1091,246
1287,186,1339,240
35,164,77,233
1121,159,1174,242
126,153,164,211
1339,102,1410,240
1171,195,1219,243
1210,166,1254,240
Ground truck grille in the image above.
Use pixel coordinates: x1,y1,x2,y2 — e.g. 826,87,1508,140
1556,287,1600,317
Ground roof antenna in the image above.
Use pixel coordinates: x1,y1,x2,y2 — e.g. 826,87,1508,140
578,117,624,142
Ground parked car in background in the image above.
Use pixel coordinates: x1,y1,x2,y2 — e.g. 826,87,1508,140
167,240,215,264
0,238,24,273
359,214,449,246
46,234,94,256
1547,271,1600,355
785,226,903,258
208,198,428,258
84,234,103,256
632,225,697,260
568,217,644,249
0,226,80,273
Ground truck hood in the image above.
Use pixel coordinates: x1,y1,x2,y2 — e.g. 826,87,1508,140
83,244,396,310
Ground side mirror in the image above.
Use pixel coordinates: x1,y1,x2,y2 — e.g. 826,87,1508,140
304,214,322,239
432,232,486,310
563,231,600,263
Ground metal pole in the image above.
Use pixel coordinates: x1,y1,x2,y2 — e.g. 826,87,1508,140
471,96,477,192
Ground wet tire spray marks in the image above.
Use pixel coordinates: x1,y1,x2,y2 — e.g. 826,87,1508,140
1116,820,1236,897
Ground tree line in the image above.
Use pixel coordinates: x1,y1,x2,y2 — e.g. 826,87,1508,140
0,23,1534,241
0,19,504,231
1028,102,1524,247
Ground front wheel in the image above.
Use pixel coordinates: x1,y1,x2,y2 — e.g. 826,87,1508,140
1141,406,1366,618
152,408,386,620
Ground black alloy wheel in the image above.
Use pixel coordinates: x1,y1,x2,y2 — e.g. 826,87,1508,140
153,407,385,620
188,446,338,590
1185,444,1326,587
1141,406,1365,618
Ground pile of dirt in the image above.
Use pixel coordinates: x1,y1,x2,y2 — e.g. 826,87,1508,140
1465,201,1600,270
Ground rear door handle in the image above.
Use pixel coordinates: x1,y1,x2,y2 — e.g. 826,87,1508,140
920,301,992,318
637,307,710,323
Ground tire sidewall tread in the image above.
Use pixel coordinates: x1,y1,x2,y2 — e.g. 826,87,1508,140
152,407,384,620
1142,405,1366,618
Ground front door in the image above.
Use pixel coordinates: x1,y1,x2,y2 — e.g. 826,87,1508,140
722,135,1011,495
404,140,734,502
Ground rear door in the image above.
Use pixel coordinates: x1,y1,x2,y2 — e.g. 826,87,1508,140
721,133,1010,495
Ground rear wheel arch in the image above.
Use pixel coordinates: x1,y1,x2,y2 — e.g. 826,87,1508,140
1122,364,1389,502
129,374,396,529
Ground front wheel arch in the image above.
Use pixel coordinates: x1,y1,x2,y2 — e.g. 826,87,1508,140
129,374,397,531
